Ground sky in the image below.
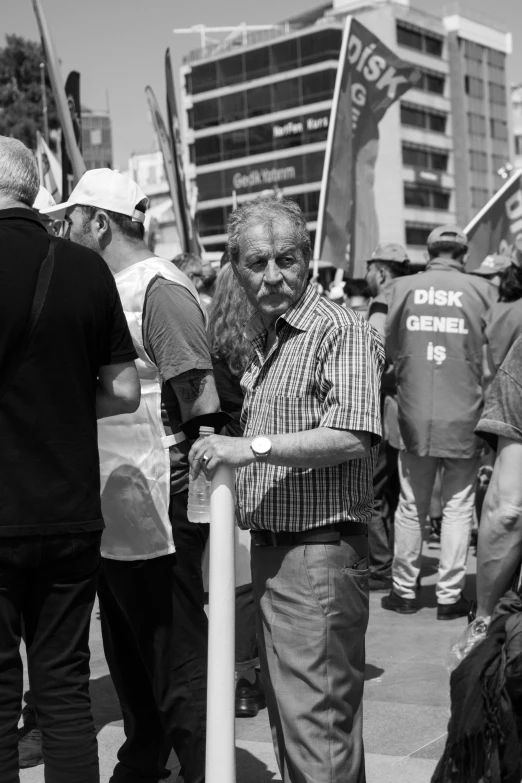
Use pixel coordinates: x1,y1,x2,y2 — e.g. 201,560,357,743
2,0,522,168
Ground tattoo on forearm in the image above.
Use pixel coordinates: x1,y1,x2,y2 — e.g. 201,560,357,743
171,369,208,402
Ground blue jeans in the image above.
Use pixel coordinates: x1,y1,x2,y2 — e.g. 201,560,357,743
252,535,369,783
0,530,101,783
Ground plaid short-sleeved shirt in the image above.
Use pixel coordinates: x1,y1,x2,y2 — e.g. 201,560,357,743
237,284,384,532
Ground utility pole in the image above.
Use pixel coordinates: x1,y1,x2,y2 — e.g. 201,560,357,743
40,62,49,144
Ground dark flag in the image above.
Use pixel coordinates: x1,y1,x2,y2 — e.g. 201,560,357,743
165,49,201,255
32,0,85,185
314,16,420,274
465,170,522,270
145,85,187,249
61,71,82,200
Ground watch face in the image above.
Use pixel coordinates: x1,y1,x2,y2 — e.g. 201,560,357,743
253,436,271,455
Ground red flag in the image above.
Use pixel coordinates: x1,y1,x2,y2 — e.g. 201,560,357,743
465,170,522,269
32,0,85,185
165,49,201,255
315,16,420,274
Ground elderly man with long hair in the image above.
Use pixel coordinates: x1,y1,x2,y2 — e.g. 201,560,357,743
190,195,384,783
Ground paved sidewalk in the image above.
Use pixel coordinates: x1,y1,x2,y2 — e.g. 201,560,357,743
21,542,471,782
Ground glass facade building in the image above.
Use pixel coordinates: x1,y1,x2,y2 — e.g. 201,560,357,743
180,0,512,262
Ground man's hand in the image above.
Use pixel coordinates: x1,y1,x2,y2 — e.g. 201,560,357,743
189,435,254,480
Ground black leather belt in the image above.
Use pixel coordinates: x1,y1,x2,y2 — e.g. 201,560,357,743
251,522,367,547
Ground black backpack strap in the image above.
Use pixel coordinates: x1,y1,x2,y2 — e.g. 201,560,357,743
0,238,56,403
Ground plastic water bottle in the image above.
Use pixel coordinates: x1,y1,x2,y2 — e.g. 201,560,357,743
187,426,215,523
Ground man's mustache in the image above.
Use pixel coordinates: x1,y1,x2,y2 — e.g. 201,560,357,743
259,285,291,299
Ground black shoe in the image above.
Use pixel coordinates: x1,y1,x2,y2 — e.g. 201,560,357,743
437,594,470,621
235,671,266,718
369,576,392,592
381,589,419,614
428,517,442,546
18,727,43,769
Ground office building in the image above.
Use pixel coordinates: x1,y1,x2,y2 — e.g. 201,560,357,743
81,108,113,170
179,0,512,264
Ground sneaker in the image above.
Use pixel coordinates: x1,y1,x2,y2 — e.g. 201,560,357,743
369,576,392,592
18,727,43,769
437,594,470,621
235,671,266,718
381,589,419,614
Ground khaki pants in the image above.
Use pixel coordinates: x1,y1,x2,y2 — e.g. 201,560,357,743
393,451,479,603
251,535,369,783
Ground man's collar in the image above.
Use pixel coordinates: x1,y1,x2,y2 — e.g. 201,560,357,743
0,207,46,230
244,283,319,342
426,257,464,273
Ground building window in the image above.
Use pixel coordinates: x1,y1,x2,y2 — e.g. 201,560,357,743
300,29,342,67
195,136,221,166
406,224,434,246
492,154,508,174
191,62,218,95
468,112,486,136
244,47,270,82
196,206,227,237
488,49,505,68
489,83,506,105
464,76,484,99
397,23,443,57
490,119,508,140
193,98,219,130
402,144,448,172
301,70,336,104
271,38,299,73
424,72,445,95
469,150,488,173
404,184,450,210
400,104,447,133
218,54,245,88
471,187,489,210
464,40,484,63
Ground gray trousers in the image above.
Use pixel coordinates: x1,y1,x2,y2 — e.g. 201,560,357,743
251,535,369,783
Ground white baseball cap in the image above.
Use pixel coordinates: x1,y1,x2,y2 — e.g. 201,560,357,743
41,168,148,223
33,186,56,212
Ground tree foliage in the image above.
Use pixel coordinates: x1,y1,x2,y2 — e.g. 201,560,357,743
0,34,59,151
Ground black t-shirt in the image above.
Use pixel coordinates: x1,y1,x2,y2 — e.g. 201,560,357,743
0,208,136,536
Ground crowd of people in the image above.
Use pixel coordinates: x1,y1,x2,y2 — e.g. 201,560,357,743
2,131,522,783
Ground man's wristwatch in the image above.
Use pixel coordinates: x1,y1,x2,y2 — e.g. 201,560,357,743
250,436,272,463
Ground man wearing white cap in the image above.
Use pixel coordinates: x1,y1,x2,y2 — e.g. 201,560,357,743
44,169,220,783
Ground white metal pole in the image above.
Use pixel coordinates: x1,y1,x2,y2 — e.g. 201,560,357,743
206,465,236,783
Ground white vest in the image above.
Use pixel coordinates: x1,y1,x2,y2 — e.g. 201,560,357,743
98,257,203,560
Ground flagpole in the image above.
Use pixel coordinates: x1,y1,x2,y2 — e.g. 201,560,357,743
312,16,352,279
40,62,49,144
32,0,85,184
206,466,236,783
464,169,522,237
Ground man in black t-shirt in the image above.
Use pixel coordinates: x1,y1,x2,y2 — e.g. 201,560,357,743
0,137,139,782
